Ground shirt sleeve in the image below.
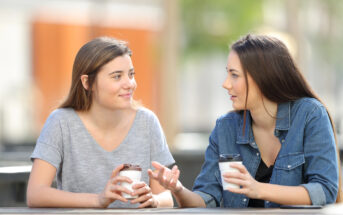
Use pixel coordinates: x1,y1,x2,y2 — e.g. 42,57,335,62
30,110,63,169
192,120,222,207
301,104,339,205
149,111,175,168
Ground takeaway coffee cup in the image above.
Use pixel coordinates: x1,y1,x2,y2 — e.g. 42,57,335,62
218,154,243,190
119,164,142,199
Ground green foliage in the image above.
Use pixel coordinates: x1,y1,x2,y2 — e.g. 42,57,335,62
180,0,264,56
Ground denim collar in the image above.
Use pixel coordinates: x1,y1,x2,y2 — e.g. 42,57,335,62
236,102,291,144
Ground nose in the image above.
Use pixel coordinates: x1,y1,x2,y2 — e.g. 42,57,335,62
222,76,232,90
122,75,136,89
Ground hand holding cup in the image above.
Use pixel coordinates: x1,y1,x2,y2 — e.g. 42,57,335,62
119,164,142,199
219,154,243,190
98,164,132,208
220,155,261,199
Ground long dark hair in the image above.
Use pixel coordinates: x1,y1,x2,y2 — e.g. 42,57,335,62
231,34,342,203
60,37,132,110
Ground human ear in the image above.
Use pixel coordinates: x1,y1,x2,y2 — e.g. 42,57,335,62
80,75,89,90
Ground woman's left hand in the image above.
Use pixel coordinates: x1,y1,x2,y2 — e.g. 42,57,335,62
130,182,158,208
223,163,261,199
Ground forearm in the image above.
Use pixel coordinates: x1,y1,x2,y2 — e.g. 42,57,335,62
258,183,311,205
27,186,100,208
172,187,206,208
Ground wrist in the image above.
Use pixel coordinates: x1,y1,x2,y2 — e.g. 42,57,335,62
96,193,109,208
172,184,184,195
256,182,265,200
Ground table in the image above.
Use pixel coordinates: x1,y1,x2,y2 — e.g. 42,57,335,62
0,207,340,215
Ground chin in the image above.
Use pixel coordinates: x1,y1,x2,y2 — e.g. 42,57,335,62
105,102,132,110
115,105,132,110
119,103,134,109
232,104,244,111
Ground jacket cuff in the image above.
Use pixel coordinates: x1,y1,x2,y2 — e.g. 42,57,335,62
301,183,326,205
194,190,217,208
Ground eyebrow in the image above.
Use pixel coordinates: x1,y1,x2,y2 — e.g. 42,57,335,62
226,67,240,73
108,68,134,75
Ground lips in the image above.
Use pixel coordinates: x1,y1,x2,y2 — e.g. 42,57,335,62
119,93,132,98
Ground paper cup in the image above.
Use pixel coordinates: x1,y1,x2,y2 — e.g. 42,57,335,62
119,164,142,199
218,154,242,190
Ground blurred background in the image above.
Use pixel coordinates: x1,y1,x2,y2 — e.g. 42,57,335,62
1,0,343,206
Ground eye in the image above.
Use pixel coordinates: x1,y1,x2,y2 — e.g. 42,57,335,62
128,71,135,79
113,74,121,80
231,73,238,78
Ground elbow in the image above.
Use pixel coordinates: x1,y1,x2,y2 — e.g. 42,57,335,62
325,187,338,205
26,191,37,208
322,180,339,204
26,194,36,208
26,199,36,208
303,182,338,205
26,186,43,208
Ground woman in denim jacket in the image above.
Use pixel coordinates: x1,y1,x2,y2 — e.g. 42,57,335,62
149,34,342,207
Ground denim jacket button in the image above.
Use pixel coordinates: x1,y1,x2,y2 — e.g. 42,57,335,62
243,198,247,202
287,165,291,169
281,139,285,143
256,153,259,156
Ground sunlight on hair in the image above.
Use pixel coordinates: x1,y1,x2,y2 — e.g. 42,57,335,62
256,27,297,59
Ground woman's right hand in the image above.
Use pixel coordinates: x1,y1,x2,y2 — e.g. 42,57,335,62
97,164,133,208
148,161,184,194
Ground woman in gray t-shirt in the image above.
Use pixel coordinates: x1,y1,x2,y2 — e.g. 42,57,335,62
27,37,175,208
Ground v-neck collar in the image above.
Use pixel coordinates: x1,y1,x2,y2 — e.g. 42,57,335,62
71,108,140,153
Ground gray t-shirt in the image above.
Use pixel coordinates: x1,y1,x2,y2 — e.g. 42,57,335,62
31,107,175,208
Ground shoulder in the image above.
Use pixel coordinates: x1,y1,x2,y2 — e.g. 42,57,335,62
134,107,166,139
133,107,163,133
216,110,242,125
293,97,323,108
291,97,326,114
48,108,74,119
290,97,330,125
210,111,242,137
44,108,74,123
39,108,75,138
136,107,160,123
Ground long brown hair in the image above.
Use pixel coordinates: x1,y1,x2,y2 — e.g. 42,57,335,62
60,37,132,110
231,34,342,203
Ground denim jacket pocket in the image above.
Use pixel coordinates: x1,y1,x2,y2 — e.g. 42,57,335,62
274,152,305,185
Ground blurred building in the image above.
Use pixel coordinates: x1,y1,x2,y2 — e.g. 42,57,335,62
0,0,179,151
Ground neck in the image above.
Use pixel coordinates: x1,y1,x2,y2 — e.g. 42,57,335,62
250,97,278,131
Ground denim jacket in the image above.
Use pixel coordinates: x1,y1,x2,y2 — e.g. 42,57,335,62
193,97,339,208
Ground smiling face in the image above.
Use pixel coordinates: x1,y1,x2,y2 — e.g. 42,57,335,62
91,54,137,110
222,51,262,111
